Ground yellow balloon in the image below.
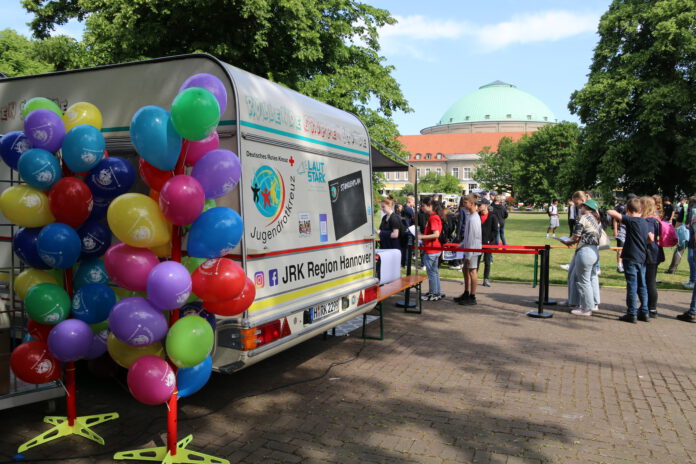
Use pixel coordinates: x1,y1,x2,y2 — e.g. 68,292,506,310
150,241,172,258
107,193,171,248
0,185,55,227
14,269,58,300
63,101,103,131
106,333,165,369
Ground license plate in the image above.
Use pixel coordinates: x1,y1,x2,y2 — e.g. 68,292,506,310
306,299,339,323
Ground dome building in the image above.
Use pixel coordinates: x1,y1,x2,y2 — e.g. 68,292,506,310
385,81,557,194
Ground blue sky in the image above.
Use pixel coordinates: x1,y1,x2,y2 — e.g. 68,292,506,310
1,1,611,135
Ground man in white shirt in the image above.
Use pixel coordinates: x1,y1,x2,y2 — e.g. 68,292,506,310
546,199,559,238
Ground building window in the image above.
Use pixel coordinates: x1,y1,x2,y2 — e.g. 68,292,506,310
436,153,443,159
394,171,399,181
484,114,490,120
415,153,421,160
385,172,390,180
527,115,532,120
543,116,548,121
436,168,442,176
463,167,471,179
425,168,431,175
506,114,512,119
465,116,470,121
449,118,453,123
425,153,432,160
469,183,478,191
416,168,420,179
452,167,459,179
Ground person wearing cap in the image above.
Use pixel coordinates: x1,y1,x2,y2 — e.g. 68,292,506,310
559,199,603,317
477,198,498,287
489,191,508,245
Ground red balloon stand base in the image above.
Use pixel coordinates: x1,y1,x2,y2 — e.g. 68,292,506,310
17,362,120,454
114,433,229,464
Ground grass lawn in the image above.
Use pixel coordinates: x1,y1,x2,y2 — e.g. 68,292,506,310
426,212,690,291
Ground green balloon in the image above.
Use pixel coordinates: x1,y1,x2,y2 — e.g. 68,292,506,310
166,315,214,368
24,283,70,325
89,320,110,333
182,256,206,274
21,97,63,119
171,87,220,141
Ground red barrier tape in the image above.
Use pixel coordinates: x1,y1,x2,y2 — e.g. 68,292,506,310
417,245,539,255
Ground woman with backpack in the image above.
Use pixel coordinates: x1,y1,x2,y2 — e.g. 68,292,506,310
641,196,665,318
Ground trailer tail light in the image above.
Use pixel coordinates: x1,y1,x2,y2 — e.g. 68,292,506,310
363,284,379,303
237,318,291,351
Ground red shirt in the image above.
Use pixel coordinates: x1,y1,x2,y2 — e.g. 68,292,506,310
480,212,489,224
422,213,442,254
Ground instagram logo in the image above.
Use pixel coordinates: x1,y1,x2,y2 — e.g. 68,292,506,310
254,271,265,288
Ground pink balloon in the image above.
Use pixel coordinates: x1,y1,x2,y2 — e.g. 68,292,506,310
104,242,160,292
183,131,219,167
127,355,175,405
159,175,205,226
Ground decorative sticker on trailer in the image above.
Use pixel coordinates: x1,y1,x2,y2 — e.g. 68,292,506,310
328,170,367,240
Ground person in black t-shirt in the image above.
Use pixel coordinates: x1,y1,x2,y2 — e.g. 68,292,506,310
378,197,402,250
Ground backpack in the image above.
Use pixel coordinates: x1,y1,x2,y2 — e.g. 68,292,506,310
658,219,677,247
677,224,690,248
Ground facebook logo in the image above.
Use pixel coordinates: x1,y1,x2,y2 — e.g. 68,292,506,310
269,269,279,287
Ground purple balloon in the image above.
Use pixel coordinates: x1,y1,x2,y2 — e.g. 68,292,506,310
47,319,93,362
191,149,241,199
84,329,109,360
108,297,168,346
147,261,192,310
179,73,228,114
24,109,65,153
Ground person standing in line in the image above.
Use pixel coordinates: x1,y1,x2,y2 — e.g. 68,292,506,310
478,198,499,287
489,191,508,245
684,196,696,290
417,197,443,301
378,197,402,250
546,199,560,238
641,196,664,318
662,196,674,223
403,195,416,226
455,195,482,306
567,198,579,236
607,198,653,323
613,198,628,273
560,191,587,274
450,196,469,271
667,196,688,274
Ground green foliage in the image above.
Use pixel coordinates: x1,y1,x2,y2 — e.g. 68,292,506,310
568,0,696,197
21,0,412,149
0,29,54,76
473,136,519,195
416,171,461,194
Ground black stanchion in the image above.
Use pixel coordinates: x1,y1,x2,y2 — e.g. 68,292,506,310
528,248,553,318
396,234,417,309
543,244,557,305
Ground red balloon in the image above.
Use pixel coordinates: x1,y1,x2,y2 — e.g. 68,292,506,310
28,319,53,342
48,177,93,228
192,258,245,303
10,341,61,384
203,277,255,317
138,158,174,191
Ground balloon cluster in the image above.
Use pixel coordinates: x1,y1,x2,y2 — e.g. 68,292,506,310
0,74,255,405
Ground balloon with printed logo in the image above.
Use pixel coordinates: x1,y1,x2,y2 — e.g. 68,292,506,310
0,131,32,170
84,328,109,360
71,283,116,324
177,355,213,398
165,315,214,368
146,261,192,310
63,101,102,131
159,175,205,225
183,131,219,167
130,105,182,171
0,184,54,228
74,258,109,290
187,207,243,258
179,73,228,114
15,269,57,300
21,97,62,119
77,220,111,259
204,277,256,317
89,195,112,221
179,302,216,331
127,355,176,405
10,341,61,384
47,319,93,362
106,332,164,369
24,109,65,153
171,87,220,141
27,319,53,343
62,124,105,172
13,227,51,270
138,157,174,191
17,148,61,190
48,177,93,228
107,193,171,248
104,242,159,292
191,258,244,302
24,283,70,325
86,156,136,198
37,223,81,269
109,297,168,346
191,149,241,199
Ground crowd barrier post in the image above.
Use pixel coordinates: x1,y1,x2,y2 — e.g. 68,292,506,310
543,244,557,305
396,234,417,310
532,254,538,288
528,248,553,319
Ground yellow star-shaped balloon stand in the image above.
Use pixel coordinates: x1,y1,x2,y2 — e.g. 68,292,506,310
114,434,230,464
17,412,120,453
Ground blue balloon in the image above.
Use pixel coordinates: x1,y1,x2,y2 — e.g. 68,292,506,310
187,207,243,258
71,283,116,324
13,227,51,269
85,156,136,198
37,223,81,269
74,258,109,290
0,131,32,170
177,355,213,398
17,148,62,190
78,220,112,259
61,124,105,172
130,105,182,171
89,196,112,221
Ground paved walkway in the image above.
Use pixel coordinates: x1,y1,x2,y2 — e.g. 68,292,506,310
1,281,696,464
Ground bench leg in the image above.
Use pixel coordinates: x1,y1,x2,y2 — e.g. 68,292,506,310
404,283,423,314
362,302,384,341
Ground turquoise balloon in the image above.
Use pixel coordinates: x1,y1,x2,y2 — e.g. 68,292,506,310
17,148,61,190
61,124,105,172
130,106,182,171
74,258,109,290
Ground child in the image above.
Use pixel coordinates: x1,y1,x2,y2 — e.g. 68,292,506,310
546,199,559,238
417,197,443,301
455,195,481,305
607,197,654,323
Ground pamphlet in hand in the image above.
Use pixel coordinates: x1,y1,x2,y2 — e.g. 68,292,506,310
554,236,570,243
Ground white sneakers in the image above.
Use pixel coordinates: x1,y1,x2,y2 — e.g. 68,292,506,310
560,264,570,271
683,281,695,290
571,309,593,316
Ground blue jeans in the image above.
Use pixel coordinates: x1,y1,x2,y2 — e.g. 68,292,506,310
688,284,696,315
623,260,648,316
423,252,440,295
569,246,599,310
688,247,696,283
497,225,507,245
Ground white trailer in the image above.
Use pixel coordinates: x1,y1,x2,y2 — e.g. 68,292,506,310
0,54,380,374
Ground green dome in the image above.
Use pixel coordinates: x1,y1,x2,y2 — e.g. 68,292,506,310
438,81,556,125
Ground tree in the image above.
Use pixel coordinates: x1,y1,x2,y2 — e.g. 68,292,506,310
0,29,54,76
21,0,412,151
473,136,519,195
568,0,696,197
416,171,461,194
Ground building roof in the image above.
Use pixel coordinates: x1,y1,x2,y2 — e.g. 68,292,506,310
397,131,527,161
436,81,556,126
